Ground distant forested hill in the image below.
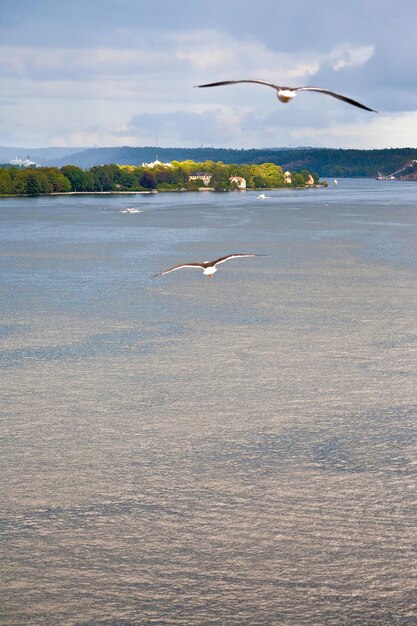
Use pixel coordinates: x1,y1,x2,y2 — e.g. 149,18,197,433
42,146,417,177
0,146,83,165
2,145,416,177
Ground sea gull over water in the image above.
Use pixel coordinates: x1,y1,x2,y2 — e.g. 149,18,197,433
153,253,265,277
196,79,377,112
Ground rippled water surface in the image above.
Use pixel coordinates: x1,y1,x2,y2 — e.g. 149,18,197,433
1,180,417,625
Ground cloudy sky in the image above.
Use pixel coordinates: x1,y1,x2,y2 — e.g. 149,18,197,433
1,0,416,149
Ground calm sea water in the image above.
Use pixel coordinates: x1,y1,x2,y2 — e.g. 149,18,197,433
1,179,416,625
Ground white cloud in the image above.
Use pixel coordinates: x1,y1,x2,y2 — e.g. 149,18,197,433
288,111,417,149
0,45,175,77
50,127,137,148
173,31,375,82
0,25,410,149
0,34,375,89
22,107,412,150
127,108,247,146
326,45,375,72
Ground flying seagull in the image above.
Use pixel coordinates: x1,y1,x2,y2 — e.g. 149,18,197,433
196,79,377,112
153,253,264,277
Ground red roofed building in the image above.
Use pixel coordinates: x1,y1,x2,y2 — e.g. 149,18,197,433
229,176,246,190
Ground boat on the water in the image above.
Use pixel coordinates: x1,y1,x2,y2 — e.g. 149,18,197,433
376,172,396,180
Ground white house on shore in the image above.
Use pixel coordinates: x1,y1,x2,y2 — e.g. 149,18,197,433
229,176,246,189
9,156,39,167
188,172,212,186
141,159,172,168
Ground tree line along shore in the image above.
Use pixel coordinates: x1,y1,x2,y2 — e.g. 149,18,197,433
0,160,324,196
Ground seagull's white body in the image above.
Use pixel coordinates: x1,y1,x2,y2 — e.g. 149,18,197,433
154,253,264,278
277,88,295,103
196,79,377,112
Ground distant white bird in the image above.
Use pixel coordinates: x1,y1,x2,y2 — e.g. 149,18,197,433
196,79,377,112
153,253,264,278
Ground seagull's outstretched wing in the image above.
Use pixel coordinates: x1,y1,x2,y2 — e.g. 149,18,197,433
212,253,264,267
197,79,280,90
295,86,377,112
153,263,204,277
196,79,376,112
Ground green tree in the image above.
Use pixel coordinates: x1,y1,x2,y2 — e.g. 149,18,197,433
291,172,306,188
61,165,86,191
251,164,268,188
12,171,27,195
210,163,231,191
0,169,12,194
139,170,156,189
45,168,71,192
234,164,255,189
256,163,284,187
172,164,188,187
82,170,95,191
155,167,176,186
26,172,43,195
299,169,311,183
118,169,137,190
89,166,114,191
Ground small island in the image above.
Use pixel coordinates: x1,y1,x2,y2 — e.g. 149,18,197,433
0,159,324,196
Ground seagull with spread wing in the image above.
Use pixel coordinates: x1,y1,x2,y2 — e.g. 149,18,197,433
196,79,377,112
153,253,265,278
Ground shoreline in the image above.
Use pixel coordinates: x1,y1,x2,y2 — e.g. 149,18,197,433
0,190,159,198
49,190,158,195
0,185,328,199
